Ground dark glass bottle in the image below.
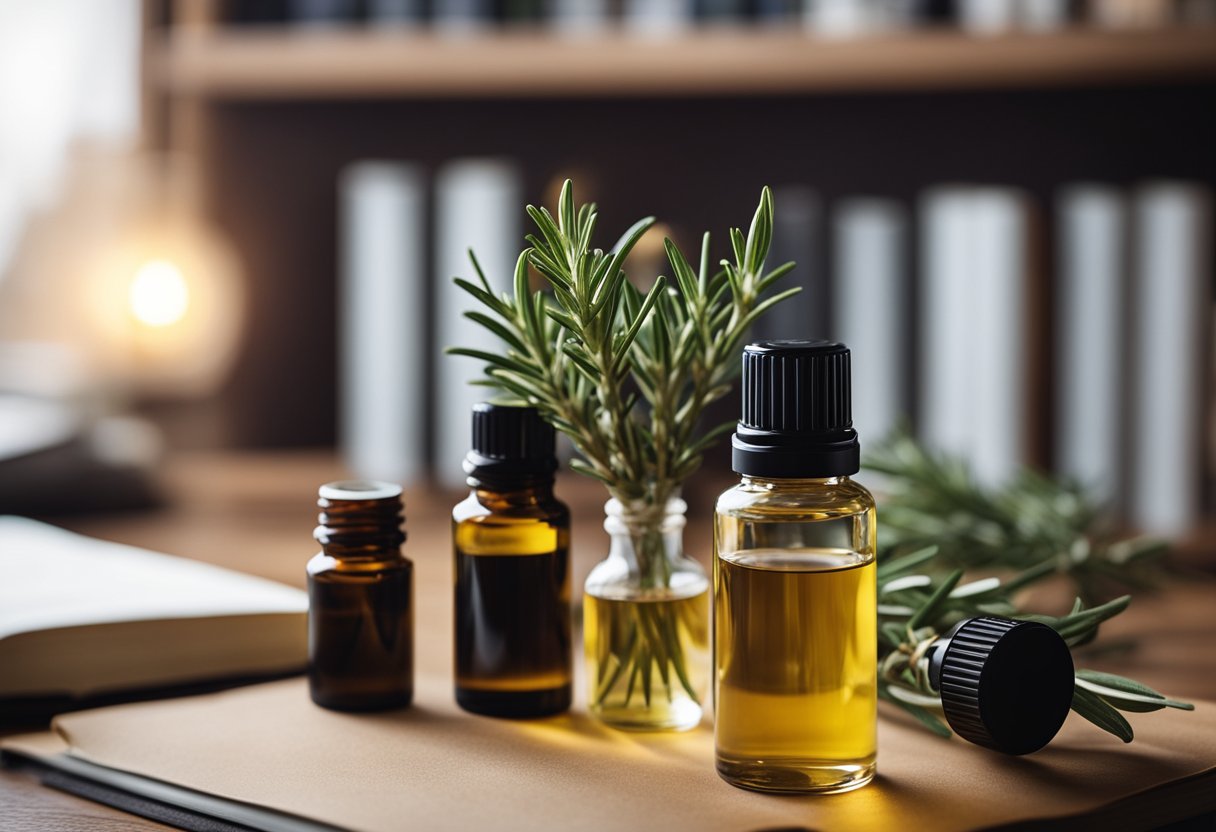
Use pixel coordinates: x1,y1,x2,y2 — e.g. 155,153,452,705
307,481,413,711
452,403,571,718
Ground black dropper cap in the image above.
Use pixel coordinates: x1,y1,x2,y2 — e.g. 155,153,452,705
927,617,1075,755
731,340,860,478
463,403,557,484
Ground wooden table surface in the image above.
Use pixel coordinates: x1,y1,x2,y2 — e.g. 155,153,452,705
3,450,1214,831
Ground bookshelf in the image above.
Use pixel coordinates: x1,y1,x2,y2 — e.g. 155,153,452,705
152,27,1216,99
139,2,1216,504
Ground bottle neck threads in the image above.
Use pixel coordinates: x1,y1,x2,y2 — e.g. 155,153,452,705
314,481,405,558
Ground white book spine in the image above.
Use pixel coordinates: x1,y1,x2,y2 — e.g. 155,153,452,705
548,0,610,34
366,0,425,25
435,159,524,490
832,198,907,444
1055,185,1126,500
968,190,1028,489
1128,183,1212,536
432,0,494,34
919,189,977,465
1016,0,1068,29
958,0,1017,33
624,0,693,35
804,0,875,37
339,162,427,487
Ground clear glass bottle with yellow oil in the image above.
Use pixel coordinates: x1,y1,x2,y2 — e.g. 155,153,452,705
452,403,572,718
584,497,709,731
714,340,877,794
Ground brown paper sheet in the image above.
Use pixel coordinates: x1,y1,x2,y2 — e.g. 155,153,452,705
14,669,1211,832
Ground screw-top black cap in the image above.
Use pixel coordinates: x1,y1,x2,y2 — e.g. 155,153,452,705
928,617,1075,756
464,402,557,483
731,340,860,478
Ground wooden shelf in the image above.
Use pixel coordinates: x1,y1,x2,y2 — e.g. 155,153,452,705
151,25,1216,99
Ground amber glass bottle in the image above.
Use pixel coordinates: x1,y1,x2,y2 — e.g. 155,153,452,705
307,481,413,711
452,403,571,718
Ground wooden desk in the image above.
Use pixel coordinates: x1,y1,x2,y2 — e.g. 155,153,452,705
3,451,1214,831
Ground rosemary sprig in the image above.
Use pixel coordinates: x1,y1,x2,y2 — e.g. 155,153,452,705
449,180,796,512
868,439,1194,744
866,431,1168,605
447,181,798,710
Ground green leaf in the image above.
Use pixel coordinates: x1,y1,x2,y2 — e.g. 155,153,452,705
462,311,527,353
453,277,510,316
877,545,940,580
1074,670,1193,712
908,569,964,631
880,685,952,738
1071,685,1134,742
612,276,668,372
589,216,657,323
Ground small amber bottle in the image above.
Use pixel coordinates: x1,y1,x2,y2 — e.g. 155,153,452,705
307,481,413,711
452,403,571,718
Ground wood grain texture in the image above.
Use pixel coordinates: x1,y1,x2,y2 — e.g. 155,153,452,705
0,767,172,831
151,27,1216,100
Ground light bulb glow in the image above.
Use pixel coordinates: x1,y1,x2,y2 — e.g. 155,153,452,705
128,260,189,327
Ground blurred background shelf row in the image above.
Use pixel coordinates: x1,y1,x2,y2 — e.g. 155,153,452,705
153,27,1216,97
0,0,1213,547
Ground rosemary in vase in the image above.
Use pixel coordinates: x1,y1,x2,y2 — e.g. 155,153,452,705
448,181,798,728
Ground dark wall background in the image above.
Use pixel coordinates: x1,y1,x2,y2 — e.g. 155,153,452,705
198,81,1216,475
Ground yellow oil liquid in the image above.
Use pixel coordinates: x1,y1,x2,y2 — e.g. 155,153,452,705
715,549,876,793
584,589,709,731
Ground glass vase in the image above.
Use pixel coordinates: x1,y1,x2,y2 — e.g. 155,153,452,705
583,497,710,731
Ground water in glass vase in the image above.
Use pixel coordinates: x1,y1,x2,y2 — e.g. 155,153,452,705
714,548,876,793
584,584,709,731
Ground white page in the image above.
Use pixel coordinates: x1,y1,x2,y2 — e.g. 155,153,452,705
0,516,304,640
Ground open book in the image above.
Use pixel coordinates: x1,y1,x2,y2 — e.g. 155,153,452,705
0,517,306,719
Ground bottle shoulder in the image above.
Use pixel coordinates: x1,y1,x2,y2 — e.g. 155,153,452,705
307,551,411,576
452,490,569,524
715,477,876,519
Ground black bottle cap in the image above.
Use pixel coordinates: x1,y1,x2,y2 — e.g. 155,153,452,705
928,617,1075,756
464,402,557,482
731,340,860,478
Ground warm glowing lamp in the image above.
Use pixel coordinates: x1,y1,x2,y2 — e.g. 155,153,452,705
85,155,245,399
128,260,190,328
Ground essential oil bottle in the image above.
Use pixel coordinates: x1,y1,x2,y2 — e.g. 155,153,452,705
307,481,413,711
713,340,877,794
452,403,572,718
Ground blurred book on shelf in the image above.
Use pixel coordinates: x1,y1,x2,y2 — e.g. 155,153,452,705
339,161,427,487
831,197,909,444
1055,185,1127,505
216,0,1216,33
434,159,523,490
1128,183,1212,537
919,186,1032,489
0,517,306,723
